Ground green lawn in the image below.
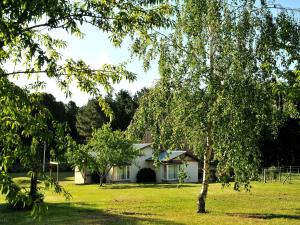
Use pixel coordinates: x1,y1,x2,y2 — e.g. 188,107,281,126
1,173,300,225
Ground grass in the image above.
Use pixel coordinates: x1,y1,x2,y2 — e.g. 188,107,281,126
0,172,300,225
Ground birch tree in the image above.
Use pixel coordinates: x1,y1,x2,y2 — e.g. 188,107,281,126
128,0,300,213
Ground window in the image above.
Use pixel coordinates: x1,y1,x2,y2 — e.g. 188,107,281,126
168,165,178,179
113,166,130,180
163,164,180,180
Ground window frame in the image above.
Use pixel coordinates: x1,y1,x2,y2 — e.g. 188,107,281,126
162,164,181,181
113,165,130,181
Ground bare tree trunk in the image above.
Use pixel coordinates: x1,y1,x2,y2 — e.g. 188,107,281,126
99,174,104,187
197,131,213,213
29,170,38,205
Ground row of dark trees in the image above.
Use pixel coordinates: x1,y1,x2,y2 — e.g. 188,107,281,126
76,88,148,141
260,118,300,167
41,88,148,141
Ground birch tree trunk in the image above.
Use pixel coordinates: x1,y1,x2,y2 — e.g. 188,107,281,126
197,12,216,213
197,131,213,213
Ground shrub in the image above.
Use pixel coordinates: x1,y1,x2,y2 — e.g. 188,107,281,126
136,168,156,183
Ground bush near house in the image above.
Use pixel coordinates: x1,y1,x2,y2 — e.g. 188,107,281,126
136,168,156,183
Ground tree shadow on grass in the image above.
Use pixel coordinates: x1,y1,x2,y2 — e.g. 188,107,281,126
0,202,184,225
100,184,199,189
227,212,300,220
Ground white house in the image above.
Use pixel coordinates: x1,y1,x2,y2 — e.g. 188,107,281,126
75,143,199,184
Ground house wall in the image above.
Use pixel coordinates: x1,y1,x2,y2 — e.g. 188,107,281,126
155,162,198,183
185,161,199,182
77,146,199,184
75,166,92,184
155,166,163,183
131,146,154,182
107,146,154,182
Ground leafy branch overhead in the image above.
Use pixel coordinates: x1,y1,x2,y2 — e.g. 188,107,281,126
0,0,174,218
0,0,174,96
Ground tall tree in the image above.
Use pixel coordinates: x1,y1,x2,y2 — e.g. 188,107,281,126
76,88,149,141
40,94,79,161
40,93,68,123
108,90,136,131
65,101,80,142
76,99,108,141
0,0,173,216
106,88,149,131
129,0,300,213
133,87,149,108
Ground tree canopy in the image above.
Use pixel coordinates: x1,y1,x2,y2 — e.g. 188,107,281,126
106,89,138,131
76,99,108,141
0,0,173,94
260,117,300,167
0,0,173,217
129,0,300,213
69,124,137,186
75,89,147,141
0,79,72,217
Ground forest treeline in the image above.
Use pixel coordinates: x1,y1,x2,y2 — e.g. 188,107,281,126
34,88,300,168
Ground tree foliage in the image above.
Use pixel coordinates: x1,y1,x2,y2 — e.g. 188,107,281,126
0,79,74,217
107,90,137,131
65,100,80,142
76,99,108,141
75,89,148,141
129,0,300,213
0,0,173,217
69,124,137,186
260,117,300,166
0,0,174,96
40,93,68,123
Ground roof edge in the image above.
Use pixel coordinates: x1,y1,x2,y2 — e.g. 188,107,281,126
133,143,152,150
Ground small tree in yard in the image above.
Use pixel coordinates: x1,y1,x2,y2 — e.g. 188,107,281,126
177,163,188,188
79,124,137,186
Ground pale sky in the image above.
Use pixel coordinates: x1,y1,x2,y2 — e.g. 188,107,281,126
9,24,160,106
7,0,300,107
